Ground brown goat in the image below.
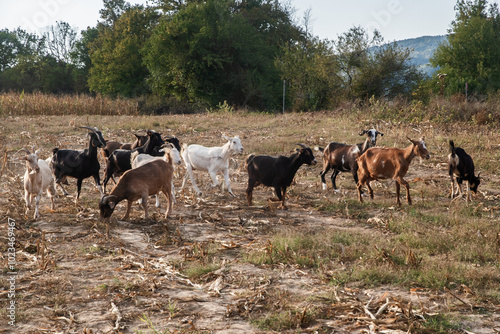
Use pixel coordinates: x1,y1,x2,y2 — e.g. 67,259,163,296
99,158,174,221
356,137,430,206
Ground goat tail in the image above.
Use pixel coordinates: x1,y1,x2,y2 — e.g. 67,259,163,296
449,140,456,157
52,147,59,155
245,154,255,166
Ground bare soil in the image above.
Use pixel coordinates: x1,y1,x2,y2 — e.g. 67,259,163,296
0,114,499,333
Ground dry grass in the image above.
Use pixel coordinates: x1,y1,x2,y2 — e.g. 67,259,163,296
0,91,139,116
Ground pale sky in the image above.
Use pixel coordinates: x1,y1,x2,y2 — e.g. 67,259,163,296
0,0,494,42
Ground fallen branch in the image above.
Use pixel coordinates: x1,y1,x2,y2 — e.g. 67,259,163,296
444,287,473,310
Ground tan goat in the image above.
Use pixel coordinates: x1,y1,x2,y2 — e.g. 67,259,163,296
356,137,430,206
99,158,174,221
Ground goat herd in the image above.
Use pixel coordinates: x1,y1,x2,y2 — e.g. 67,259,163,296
17,126,481,221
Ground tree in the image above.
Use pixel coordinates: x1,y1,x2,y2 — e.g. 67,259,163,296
276,36,340,111
88,5,159,97
333,27,422,100
43,21,77,64
430,0,500,95
144,0,302,109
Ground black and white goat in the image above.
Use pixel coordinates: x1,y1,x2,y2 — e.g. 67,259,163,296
319,129,383,191
448,140,480,202
103,130,165,192
19,147,56,219
51,127,106,204
246,144,317,210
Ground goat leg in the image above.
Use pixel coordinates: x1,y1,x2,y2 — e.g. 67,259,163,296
142,195,149,220
34,193,41,219
357,181,364,203
330,169,339,190
246,183,254,206
279,187,288,210
320,166,330,191
223,168,235,197
122,200,133,221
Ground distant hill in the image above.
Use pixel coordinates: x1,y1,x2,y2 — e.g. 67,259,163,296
393,35,448,76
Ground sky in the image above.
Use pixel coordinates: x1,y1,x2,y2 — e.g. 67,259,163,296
0,0,497,42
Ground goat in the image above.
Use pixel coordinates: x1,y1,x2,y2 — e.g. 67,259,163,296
101,133,148,160
131,143,182,206
319,129,383,191
181,135,243,197
19,147,56,219
448,140,480,202
102,130,165,192
51,127,106,204
99,159,174,221
102,134,181,160
246,144,317,210
356,137,430,206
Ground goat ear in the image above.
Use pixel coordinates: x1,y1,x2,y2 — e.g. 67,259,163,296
35,149,42,156
378,132,384,136
359,130,367,136
477,172,481,179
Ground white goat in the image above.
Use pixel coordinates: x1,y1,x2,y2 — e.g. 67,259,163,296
181,135,244,197
131,144,181,206
19,147,56,219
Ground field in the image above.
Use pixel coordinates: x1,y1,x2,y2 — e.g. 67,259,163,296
1,112,499,333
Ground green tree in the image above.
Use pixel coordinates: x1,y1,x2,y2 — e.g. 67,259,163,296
430,0,500,95
144,0,302,109
276,36,339,111
333,26,422,100
88,5,158,97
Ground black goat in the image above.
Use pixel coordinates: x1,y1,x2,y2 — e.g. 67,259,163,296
102,134,181,159
103,130,165,192
319,129,383,191
51,126,107,204
246,144,317,210
448,140,480,202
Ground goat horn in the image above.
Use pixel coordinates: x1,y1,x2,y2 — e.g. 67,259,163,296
294,143,308,149
79,126,98,132
16,148,31,155
406,136,417,144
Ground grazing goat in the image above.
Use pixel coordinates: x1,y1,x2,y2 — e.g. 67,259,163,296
131,143,182,206
319,129,383,191
19,147,56,219
51,127,106,204
103,130,165,192
181,135,243,197
99,159,174,221
448,140,480,202
246,144,317,210
356,137,430,206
